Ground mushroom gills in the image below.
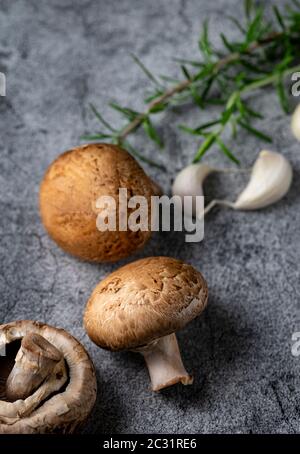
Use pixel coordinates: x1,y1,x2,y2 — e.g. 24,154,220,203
6,333,64,402
139,333,193,391
0,333,68,423
0,321,97,433
0,361,67,424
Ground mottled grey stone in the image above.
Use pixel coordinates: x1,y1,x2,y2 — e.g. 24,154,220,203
0,0,300,434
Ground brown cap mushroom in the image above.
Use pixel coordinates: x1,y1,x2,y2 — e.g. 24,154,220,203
0,320,97,434
39,143,160,262
84,256,208,391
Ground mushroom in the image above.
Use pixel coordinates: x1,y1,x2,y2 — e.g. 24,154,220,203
39,143,160,262
0,320,97,434
84,256,208,391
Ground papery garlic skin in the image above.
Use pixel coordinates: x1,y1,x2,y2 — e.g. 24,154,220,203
172,163,214,216
291,104,300,141
234,150,292,210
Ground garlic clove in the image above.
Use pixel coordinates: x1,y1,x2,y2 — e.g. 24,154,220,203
172,163,214,216
234,150,293,210
172,163,214,197
291,104,300,141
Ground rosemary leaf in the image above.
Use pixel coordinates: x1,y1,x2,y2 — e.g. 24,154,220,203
181,65,192,81
206,98,227,106
201,76,215,102
89,104,116,132
109,102,139,121
173,58,203,67
149,103,167,114
216,137,240,165
273,6,286,31
244,0,253,20
227,15,247,34
131,53,162,86
190,84,204,108
238,119,272,142
144,90,165,103
239,58,269,74
81,133,112,141
193,133,217,162
143,118,163,148
159,75,180,83
179,119,221,135
230,117,238,138
122,140,165,170
276,73,289,113
242,102,264,119
198,20,213,61
246,7,264,43
220,33,236,53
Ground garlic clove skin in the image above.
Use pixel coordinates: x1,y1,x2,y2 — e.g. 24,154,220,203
234,150,293,210
291,104,300,141
172,163,214,216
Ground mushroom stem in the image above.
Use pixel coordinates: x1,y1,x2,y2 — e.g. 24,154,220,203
141,333,193,391
6,333,63,402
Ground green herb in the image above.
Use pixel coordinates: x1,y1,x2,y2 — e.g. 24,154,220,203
84,0,300,167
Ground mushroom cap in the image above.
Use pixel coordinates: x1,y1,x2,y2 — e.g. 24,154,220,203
0,320,97,434
39,143,156,262
84,256,208,351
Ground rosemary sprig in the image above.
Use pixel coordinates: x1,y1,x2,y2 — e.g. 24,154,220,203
83,0,300,166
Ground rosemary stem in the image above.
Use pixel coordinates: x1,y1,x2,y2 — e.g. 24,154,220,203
241,63,300,94
222,63,300,110
118,31,285,142
119,79,190,140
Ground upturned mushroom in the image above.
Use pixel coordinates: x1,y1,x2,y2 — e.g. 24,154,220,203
84,256,208,391
6,332,64,402
0,320,97,434
39,143,160,262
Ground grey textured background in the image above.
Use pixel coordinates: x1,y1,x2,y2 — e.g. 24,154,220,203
0,0,300,434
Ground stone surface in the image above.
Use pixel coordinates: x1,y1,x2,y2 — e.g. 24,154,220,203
0,0,300,434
